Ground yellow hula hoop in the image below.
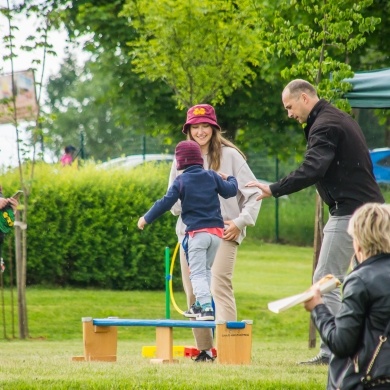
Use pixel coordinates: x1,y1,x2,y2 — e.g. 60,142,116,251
169,242,185,315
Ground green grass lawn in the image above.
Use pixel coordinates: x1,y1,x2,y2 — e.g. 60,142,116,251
0,241,328,389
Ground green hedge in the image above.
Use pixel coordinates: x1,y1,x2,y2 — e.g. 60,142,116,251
0,162,178,290
0,162,389,289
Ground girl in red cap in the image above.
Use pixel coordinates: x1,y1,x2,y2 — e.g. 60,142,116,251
168,104,261,362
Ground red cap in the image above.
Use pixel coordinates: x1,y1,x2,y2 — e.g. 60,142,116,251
182,104,221,134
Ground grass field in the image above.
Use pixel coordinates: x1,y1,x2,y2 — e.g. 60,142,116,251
0,241,329,389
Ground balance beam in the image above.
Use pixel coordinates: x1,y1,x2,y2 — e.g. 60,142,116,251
72,317,253,364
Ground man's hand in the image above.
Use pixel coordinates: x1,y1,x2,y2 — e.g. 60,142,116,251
245,181,272,201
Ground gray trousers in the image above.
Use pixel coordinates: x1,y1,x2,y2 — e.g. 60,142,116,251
180,239,238,350
313,215,354,358
187,232,221,307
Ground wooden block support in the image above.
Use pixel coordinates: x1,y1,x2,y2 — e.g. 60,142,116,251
215,320,253,364
72,317,118,362
150,326,178,364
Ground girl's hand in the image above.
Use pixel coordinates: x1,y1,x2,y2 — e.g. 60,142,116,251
223,220,240,241
303,286,323,312
218,172,228,180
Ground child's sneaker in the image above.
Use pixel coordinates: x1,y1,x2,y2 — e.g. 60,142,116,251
196,307,214,321
183,303,202,318
192,350,215,362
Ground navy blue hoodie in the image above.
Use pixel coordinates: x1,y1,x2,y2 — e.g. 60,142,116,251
144,165,238,232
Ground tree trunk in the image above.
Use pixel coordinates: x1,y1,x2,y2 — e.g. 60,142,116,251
309,193,324,348
15,210,28,339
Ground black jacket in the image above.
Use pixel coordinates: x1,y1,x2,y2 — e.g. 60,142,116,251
270,100,384,216
311,253,390,389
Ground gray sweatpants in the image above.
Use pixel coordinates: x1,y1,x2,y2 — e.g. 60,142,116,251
187,232,221,307
180,239,238,350
313,215,354,358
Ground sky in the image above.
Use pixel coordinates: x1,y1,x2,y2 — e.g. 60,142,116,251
0,4,79,168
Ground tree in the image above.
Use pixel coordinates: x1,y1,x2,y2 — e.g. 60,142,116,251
39,0,390,160
359,0,390,146
44,52,182,161
267,0,380,348
269,0,380,105
58,0,184,145
0,0,62,339
121,0,266,109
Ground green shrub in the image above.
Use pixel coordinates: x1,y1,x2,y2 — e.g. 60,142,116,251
0,162,178,290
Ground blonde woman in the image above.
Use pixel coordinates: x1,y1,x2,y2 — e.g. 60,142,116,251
304,203,390,390
169,104,261,362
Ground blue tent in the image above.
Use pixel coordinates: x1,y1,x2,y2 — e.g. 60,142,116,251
343,68,390,108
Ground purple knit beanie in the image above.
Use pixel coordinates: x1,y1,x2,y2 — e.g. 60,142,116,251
175,140,204,171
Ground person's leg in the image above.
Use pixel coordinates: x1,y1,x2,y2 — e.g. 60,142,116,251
179,245,213,351
205,234,221,299
188,232,218,307
211,239,238,321
302,215,353,364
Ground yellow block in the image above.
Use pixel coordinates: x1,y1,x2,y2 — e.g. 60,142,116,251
142,345,185,358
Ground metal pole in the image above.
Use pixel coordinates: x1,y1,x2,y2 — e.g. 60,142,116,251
0,247,6,339
165,247,170,319
80,131,85,160
275,157,280,242
142,135,146,161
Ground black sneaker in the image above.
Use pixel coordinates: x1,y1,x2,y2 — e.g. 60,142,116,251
183,304,202,318
298,354,329,365
193,350,215,363
196,307,214,321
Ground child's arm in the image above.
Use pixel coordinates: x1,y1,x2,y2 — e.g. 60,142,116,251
215,172,238,198
137,180,180,229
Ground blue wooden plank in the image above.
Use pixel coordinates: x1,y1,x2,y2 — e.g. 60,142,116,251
92,318,247,329
93,319,216,328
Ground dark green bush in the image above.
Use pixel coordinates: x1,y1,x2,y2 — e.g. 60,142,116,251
0,162,178,290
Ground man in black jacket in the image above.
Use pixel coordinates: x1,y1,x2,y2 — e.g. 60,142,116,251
246,79,384,365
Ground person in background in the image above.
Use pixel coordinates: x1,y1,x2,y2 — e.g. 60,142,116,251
169,104,261,362
0,186,19,250
304,203,390,390
60,145,76,166
138,140,238,321
246,79,385,365
0,187,18,212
